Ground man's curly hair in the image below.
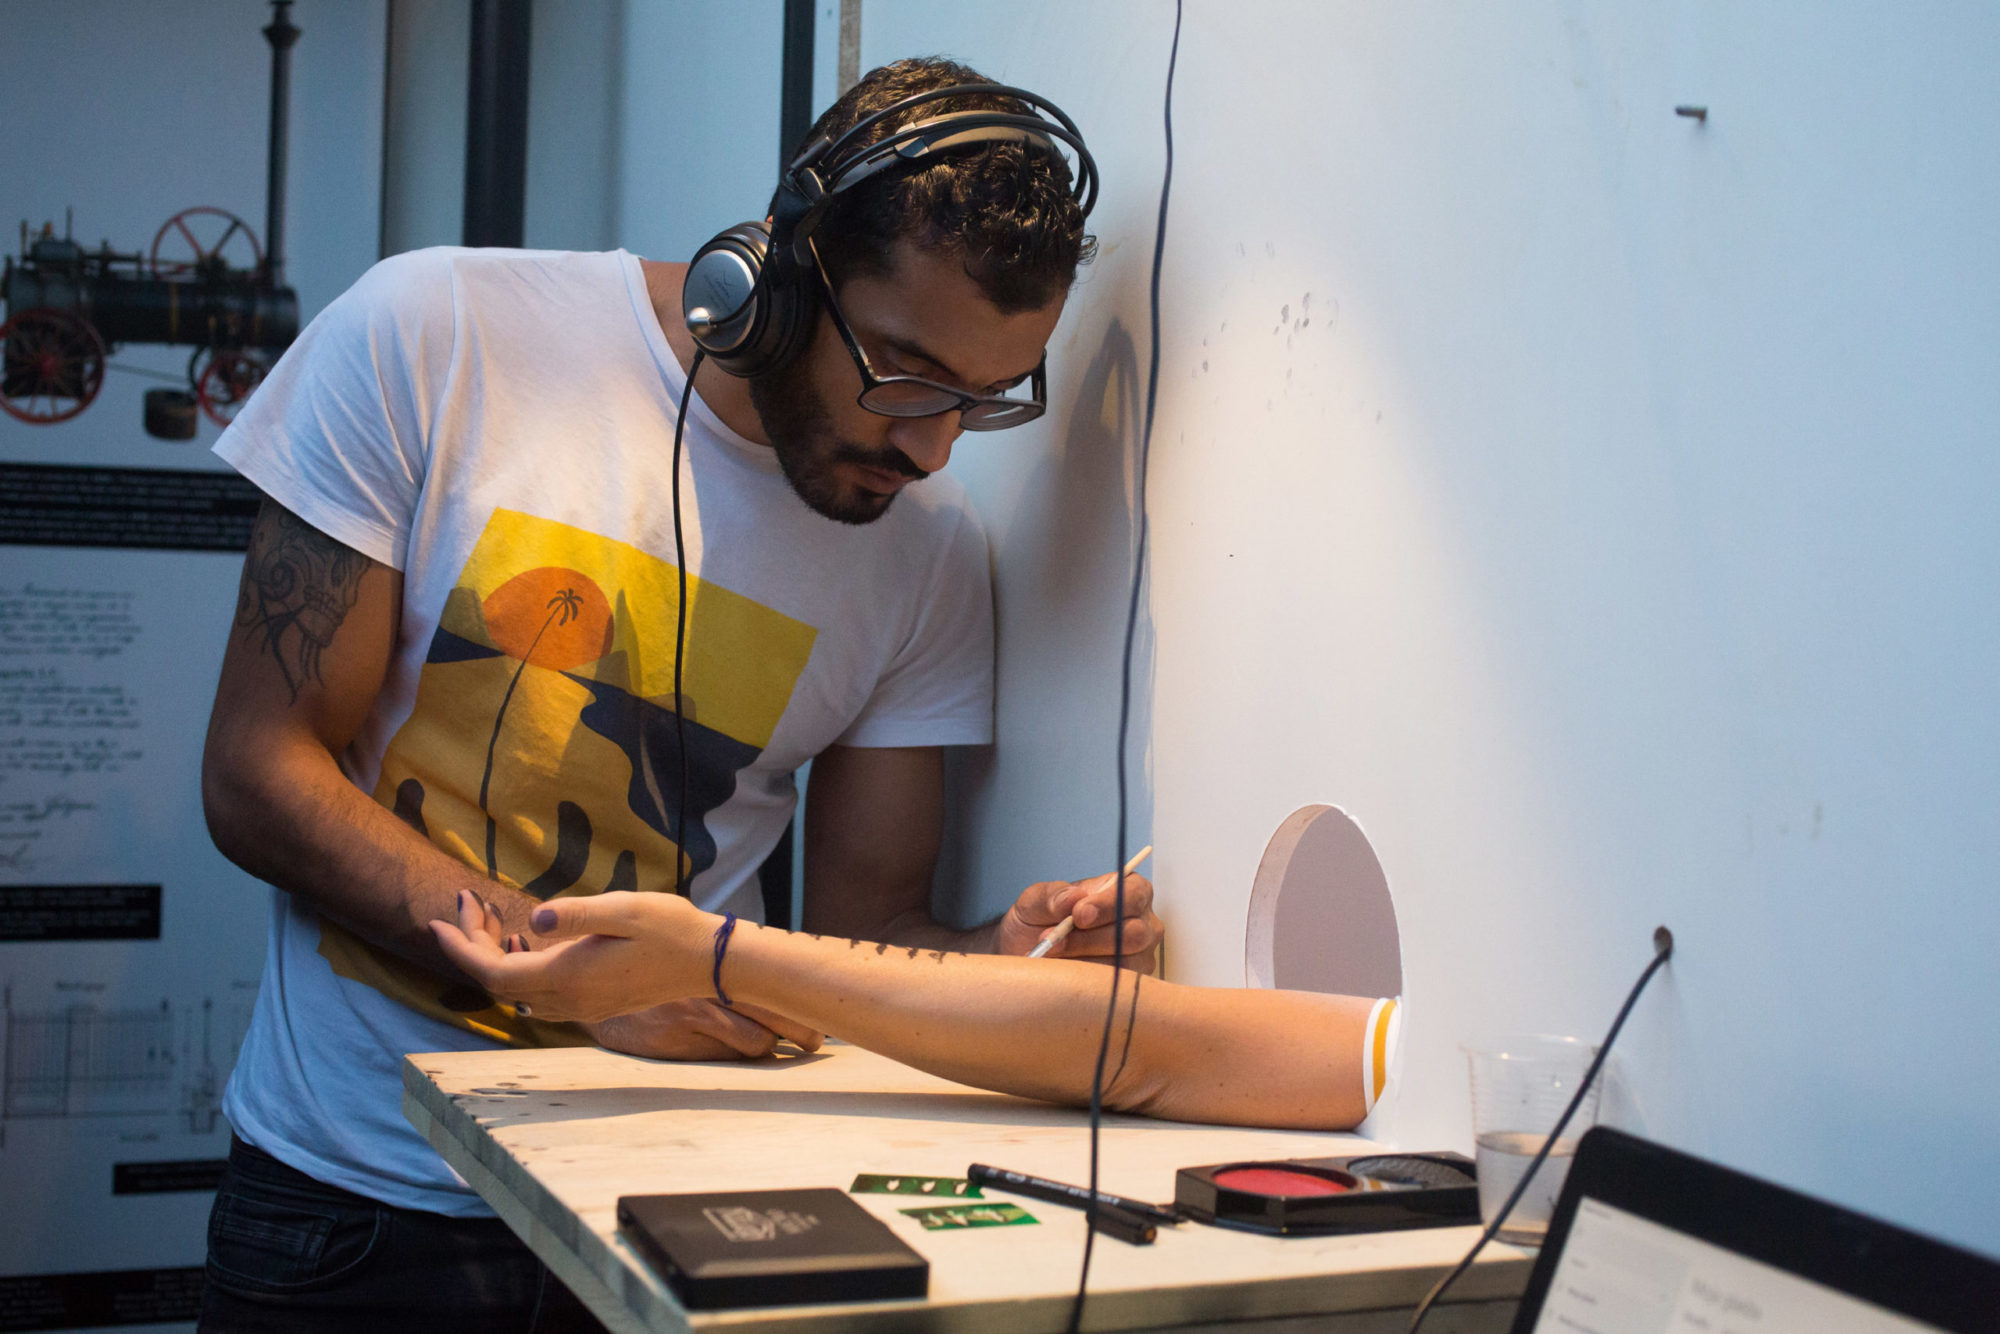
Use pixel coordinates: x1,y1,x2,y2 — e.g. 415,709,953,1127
777,57,1097,314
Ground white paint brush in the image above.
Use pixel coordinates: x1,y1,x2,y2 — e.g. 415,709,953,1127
1026,845,1153,959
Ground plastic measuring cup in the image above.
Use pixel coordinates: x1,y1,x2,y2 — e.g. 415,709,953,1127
1462,1034,1601,1245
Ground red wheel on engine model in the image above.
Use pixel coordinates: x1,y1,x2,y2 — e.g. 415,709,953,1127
193,347,269,426
0,307,107,424
150,206,263,278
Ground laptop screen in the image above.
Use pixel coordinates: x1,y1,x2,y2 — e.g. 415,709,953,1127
1508,1128,1999,1334
1531,1196,1942,1333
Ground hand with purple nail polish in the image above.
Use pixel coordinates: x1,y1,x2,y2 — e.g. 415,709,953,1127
426,892,824,1060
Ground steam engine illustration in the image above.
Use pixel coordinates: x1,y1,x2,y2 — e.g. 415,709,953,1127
0,2,302,440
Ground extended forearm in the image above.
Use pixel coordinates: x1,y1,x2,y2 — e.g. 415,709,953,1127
724,925,1371,1128
729,924,1128,1101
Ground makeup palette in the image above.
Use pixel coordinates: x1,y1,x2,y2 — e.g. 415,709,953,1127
1173,1152,1480,1235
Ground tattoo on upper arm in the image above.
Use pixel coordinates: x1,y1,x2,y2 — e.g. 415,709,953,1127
235,501,370,703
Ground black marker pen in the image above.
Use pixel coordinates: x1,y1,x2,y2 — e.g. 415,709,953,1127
967,1163,1181,1229
1085,1202,1157,1246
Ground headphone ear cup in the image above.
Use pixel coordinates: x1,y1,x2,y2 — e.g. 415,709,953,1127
683,222,769,369
682,221,819,379
748,241,820,379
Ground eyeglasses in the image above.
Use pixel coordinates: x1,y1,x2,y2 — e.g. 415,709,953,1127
809,243,1047,432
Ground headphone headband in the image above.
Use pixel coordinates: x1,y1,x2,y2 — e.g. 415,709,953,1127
806,83,1097,218
809,112,1097,218
685,80,1094,378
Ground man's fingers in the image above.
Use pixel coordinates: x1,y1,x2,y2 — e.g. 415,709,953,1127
586,1009,741,1060
1116,946,1161,976
693,1002,783,1059
732,1001,826,1052
1066,874,1154,929
1043,911,1162,961
668,1031,759,1061
1049,943,1161,975
1009,879,1081,928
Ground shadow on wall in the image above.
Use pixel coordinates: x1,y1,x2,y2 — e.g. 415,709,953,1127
931,314,1157,927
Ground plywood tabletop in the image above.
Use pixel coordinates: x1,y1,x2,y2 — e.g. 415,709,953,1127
403,1042,1526,1332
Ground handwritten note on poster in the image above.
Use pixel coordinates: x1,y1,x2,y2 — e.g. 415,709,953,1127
0,585,144,874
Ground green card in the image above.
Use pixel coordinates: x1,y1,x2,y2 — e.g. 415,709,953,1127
849,1173,983,1199
900,1202,1037,1230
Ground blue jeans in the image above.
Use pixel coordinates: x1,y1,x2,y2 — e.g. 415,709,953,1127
199,1135,606,1333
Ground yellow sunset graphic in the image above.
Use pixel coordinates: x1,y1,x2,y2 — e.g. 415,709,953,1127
316,509,817,1044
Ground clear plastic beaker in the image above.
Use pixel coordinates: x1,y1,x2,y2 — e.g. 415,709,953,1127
1462,1034,1600,1245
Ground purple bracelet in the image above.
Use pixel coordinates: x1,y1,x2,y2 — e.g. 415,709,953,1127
712,912,738,1008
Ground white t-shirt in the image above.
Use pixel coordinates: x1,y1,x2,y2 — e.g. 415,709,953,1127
214,247,995,1214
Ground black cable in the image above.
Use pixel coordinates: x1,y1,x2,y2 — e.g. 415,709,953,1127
1406,926,1676,1333
670,348,705,900
1066,4,1180,1329
1106,971,1143,1091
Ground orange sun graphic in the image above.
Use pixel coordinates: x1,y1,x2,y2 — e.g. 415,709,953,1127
481,567,614,671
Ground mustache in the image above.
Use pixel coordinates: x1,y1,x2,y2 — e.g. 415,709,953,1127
834,443,928,481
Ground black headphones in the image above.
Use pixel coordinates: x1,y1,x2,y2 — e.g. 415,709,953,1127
681,83,1098,379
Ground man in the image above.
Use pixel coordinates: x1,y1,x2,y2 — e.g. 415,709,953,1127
196,58,1161,1332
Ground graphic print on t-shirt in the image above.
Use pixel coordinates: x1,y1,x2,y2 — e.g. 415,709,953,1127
317,508,817,1043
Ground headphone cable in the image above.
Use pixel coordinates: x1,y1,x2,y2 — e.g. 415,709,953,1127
671,348,706,899
1067,3,1181,1329
1406,926,1675,1332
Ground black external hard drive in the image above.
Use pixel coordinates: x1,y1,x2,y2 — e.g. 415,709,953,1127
616,1188,928,1310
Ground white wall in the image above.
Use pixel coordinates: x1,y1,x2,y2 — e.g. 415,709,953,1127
382,0,469,254
850,0,2000,1257
606,3,784,262
387,0,785,260
524,0,623,251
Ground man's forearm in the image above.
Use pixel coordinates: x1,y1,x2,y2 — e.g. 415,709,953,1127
204,733,540,976
874,906,1002,954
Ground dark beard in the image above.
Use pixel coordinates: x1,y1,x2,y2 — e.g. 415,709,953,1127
747,356,927,525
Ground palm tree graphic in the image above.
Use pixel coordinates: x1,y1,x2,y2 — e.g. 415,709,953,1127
479,587,584,878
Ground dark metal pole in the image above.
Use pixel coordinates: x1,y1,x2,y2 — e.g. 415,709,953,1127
779,0,816,169
263,0,300,285
464,0,532,248
753,1,819,933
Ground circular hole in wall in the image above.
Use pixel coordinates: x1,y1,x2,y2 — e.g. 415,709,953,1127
1245,804,1403,999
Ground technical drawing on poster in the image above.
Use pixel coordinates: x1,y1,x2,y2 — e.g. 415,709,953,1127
0,986,254,1146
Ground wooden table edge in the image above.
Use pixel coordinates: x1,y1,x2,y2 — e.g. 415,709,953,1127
401,1054,1532,1332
